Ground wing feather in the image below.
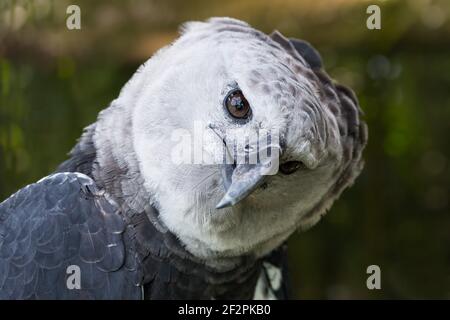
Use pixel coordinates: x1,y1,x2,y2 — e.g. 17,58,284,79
0,172,142,299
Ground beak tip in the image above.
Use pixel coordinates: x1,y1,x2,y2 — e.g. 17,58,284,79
216,195,234,209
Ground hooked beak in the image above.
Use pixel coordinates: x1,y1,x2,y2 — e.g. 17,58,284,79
216,149,281,209
208,122,281,209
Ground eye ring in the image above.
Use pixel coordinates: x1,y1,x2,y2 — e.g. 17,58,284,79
224,89,251,119
279,161,304,175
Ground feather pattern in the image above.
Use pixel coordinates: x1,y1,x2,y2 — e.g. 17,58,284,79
0,173,142,299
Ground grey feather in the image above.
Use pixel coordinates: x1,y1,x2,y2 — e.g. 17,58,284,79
0,173,142,299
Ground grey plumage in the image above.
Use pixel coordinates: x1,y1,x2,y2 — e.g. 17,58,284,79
0,173,141,299
0,17,367,300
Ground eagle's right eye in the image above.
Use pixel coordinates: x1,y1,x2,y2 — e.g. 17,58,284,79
224,90,251,119
279,161,304,175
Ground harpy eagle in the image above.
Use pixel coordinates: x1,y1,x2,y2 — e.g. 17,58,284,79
0,18,367,299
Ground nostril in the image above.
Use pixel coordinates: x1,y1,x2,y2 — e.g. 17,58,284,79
279,161,304,175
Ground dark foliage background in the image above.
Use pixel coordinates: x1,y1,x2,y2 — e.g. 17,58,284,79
0,0,449,298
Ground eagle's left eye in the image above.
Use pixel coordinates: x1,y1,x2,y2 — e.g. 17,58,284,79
224,90,251,119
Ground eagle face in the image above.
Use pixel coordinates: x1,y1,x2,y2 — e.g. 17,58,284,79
126,18,367,258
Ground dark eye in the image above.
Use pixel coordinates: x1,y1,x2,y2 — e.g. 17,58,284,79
224,90,251,119
279,161,304,175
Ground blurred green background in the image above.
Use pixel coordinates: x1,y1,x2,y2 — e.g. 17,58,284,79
0,0,449,299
